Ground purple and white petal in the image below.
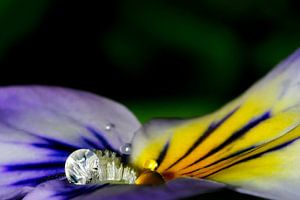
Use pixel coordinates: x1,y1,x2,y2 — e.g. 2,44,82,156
23,178,226,200
0,86,140,199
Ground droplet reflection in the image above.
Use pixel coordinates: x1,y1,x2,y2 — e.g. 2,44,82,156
120,143,132,155
105,123,115,131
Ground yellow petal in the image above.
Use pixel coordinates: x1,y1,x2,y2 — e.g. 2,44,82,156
131,49,300,199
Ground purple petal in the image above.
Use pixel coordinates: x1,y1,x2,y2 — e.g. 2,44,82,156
0,86,140,199
23,178,226,200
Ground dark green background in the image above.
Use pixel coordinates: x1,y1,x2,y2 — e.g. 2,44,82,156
0,0,300,123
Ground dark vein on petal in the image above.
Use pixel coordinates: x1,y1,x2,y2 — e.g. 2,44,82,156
10,172,65,186
182,145,257,175
4,161,65,171
183,111,271,170
81,137,101,149
31,136,79,153
201,135,300,178
0,120,80,153
156,141,170,166
165,107,239,170
86,126,115,151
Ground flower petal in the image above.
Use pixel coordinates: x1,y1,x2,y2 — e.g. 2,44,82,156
23,178,226,200
0,86,140,199
131,48,300,199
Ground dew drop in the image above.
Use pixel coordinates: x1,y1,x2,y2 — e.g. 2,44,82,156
65,149,137,185
135,170,165,185
120,143,132,155
143,159,158,171
105,123,115,131
65,149,99,185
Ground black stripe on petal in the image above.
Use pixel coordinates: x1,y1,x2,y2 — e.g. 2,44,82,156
156,141,170,166
86,126,115,151
201,135,300,178
184,111,271,169
10,173,65,186
183,146,257,175
0,121,80,153
4,161,65,171
31,136,79,153
166,107,239,170
81,137,101,149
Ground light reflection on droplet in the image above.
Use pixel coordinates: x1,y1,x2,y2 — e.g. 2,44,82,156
105,123,115,131
65,149,99,185
143,159,158,171
120,143,131,155
65,149,137,185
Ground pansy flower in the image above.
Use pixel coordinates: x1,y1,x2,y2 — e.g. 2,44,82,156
2,49,300,200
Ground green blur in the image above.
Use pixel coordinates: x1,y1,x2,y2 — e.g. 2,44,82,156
1,0,300,122
125,98,221,123
0,0,49,58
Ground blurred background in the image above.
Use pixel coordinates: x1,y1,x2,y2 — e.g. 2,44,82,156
1,0,300,123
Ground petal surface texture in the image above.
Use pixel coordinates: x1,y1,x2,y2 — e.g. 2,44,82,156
0,86,140,199
131,48,300,199
23,178,225,200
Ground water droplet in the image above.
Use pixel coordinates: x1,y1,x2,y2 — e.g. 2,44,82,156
120,143,131,155
65,149,137,185
65,149,99,185
135,170,165,185
105,123,115,131
143,159,158,171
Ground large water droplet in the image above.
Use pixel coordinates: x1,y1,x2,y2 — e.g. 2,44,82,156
65,149,137,185
120,143,131,155
65,149,99,185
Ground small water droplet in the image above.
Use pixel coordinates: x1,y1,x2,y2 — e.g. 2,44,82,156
105,123,115,131
143,159,158,171
120,143,132,155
